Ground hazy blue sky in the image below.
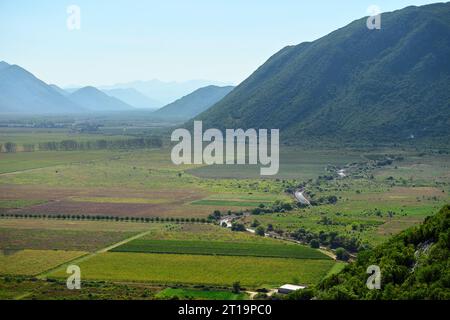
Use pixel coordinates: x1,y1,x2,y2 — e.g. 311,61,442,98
0,0,441,86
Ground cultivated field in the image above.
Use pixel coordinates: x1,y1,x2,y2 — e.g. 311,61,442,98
112,239,329,259
1,128,449,299
0,250,86,276
49,252,335,287
155,288,248,300
0,277,161,300
0,228,139,252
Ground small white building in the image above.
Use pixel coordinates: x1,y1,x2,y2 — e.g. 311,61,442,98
278,284,306,294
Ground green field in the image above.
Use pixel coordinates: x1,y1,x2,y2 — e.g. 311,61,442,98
140,224,285,243
0,128,130,146
191,200,273,207
324,262,347,278
69,196,169,204
0,150,120,174
112,239,329,260
156,288,247,300
0,249,86,276
0,228,139,252
49,252,335,287
188,148,363,180
0,199,47,209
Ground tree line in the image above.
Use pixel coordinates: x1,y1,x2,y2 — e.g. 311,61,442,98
0,212,208,224
0,137,163,153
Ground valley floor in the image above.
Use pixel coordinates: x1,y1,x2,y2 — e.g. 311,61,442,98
0,128,449,299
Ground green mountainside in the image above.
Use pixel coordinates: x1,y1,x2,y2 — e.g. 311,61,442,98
310,205,450,300
196,3,450,143
154,85,234,120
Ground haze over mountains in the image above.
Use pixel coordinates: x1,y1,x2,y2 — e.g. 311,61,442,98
0,62,83,114
69,86,135,112
49,84,69,97
0,61,232,115
100,79,233,105
197,3,450,142
153,85,234,120
102,88,162,110
2,2,450,143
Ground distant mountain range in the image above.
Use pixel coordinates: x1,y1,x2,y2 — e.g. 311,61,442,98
69,86,135,112
0,61,10,72
197,3,450,143
100,79,234,105
0,62,136,114
102,88,162,110
49,84,70,96
153,85,234,120
0,62,83,114
0,62,231,115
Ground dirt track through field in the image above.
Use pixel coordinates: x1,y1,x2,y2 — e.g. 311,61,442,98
0,167,49,176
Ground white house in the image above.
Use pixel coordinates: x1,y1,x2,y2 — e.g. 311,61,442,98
278,284,306,294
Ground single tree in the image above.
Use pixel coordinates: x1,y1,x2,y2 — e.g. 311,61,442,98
255,226,265,236
310,239,320,249
335,247,350,261
232,281,241,294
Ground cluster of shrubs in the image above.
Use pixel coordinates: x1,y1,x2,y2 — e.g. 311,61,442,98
317,216,347,226
231,222,247,232
362,208,402,218
291,228,362,253
311,195,338,206
315,205,450,300
250,201,294,215
0,212,208,224
207,200,295,221
302,193,338,206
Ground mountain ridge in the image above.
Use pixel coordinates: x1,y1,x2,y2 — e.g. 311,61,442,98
195,3,450,143
0,62,84,114
102,88,162,109
101,79,234,105
153,85,235,120
69,86,135,112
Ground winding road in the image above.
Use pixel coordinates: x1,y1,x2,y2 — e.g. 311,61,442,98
294,189,311,206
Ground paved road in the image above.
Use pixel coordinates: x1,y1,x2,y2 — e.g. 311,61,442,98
294,189,311,206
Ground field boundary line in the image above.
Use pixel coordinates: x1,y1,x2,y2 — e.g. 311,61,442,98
14,292,33,300
0,167,50,176
35,229,154,280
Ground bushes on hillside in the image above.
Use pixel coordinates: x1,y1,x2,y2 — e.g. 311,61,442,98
291,228,361,253
315,205,450,300
231,223,246,232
